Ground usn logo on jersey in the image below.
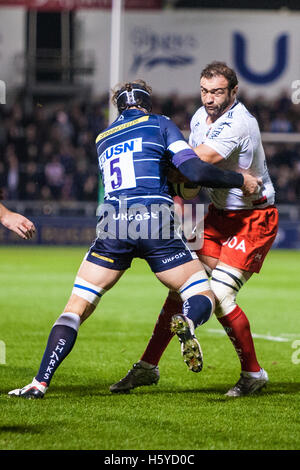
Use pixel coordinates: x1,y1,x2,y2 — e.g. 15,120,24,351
99,138,142,193
98,138,142,166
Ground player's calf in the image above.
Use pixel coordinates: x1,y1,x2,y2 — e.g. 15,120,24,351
171,294,213,372
8,277,107,399
171,272,214,372
211,265,262,375
34,277,106,388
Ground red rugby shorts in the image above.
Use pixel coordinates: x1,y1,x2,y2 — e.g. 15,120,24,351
196,204,278,273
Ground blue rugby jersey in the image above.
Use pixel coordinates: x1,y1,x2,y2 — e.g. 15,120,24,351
95,108,192,206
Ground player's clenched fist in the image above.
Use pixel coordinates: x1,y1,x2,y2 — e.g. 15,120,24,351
241,174,262,197
0,203,36,240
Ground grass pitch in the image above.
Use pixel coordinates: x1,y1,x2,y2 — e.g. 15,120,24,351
0,247,299,450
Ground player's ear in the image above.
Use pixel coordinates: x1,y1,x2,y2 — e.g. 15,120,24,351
231,85,238,98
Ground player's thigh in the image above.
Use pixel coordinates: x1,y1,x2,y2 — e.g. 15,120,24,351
198,255,253,281
198,254,219,274
217,260,253,282
155,259,202,290
155,259,214,305
64,260,125,321
77,259,125,289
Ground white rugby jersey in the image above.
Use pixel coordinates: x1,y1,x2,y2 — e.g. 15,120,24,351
189,101,275,210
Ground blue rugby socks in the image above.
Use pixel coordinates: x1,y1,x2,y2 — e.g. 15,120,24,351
35,312,80,386
182,294,213,328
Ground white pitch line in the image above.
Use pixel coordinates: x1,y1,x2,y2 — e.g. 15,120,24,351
280,333,300,338
206,329,290,343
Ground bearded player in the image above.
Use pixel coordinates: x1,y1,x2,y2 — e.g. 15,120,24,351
110,62,278,397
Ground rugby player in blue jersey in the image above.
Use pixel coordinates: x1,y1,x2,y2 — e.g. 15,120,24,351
8,80,260,399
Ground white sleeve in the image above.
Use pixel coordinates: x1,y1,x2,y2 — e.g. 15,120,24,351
189,120,195,147
203,120,245,159
188,132,195,147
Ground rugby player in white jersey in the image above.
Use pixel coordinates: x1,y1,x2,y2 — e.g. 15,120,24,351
110,63,278,397
0,202,35,240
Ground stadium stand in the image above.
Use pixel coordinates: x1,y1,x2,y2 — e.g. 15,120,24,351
1,91,300,208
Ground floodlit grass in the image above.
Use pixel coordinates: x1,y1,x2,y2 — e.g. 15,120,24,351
0,247,299,450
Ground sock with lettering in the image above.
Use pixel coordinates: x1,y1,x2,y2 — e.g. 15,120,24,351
35,312,80,386
183,294,213,328
217,305,261,372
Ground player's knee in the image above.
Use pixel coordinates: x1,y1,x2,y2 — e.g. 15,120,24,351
201,262,213,277
210,266,246,318
212,290,236,318
72,276,106,307
178,270,211,302
211,281,238,318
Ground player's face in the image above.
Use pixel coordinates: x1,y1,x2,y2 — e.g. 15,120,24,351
200,76,237,121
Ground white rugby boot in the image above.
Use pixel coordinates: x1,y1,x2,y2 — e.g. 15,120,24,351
8,378,47,399
170,314,203,372
226,368,269,397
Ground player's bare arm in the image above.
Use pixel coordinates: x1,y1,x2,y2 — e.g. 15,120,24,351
0,203,36,240
193,143,224,164
192,145,262,196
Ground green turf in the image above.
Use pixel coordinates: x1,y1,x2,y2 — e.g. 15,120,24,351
0,247,299,450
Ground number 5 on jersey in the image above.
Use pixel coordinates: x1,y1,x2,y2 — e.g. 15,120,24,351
99,138,142,195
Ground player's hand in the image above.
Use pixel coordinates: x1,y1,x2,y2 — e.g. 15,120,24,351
241,174,262,196
1,211,36,239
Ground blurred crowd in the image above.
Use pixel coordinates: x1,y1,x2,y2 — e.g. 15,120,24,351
0,90,300,205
